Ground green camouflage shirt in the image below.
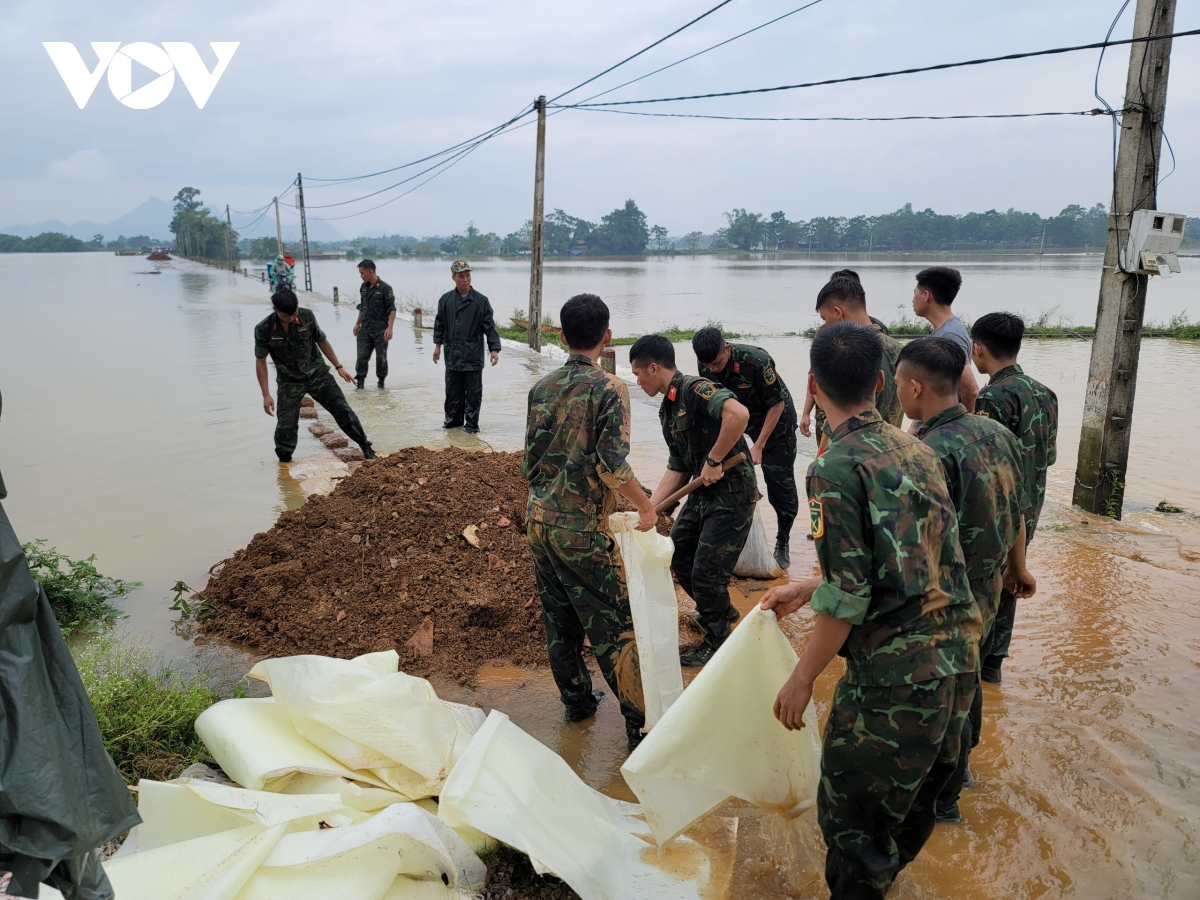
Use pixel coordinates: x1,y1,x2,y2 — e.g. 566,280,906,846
807,408,980,686
253,308,329,384
660,372,756,496
975,364,1058,540
698,343,796,441
523,354,635,531
917,404,1029,624
812,318,904,436
357,278,397,332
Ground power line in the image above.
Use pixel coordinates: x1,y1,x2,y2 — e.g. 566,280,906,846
572,0,828,108
549,0,737,103
557,105,1114,122
564,27,1200,107
231,179,296,217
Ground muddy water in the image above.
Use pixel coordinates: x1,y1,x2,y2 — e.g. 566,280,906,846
2,252,1199,895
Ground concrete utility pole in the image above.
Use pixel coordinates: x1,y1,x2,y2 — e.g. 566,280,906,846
297,173,313,293
1073,0,1176,518
527,95,547,352
273,197,284,257
224,205,234,269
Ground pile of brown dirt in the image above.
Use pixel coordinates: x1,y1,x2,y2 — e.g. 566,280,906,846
203,447,671,683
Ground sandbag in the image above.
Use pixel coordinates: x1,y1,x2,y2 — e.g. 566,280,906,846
622,607,821,846
733,505,783,579
609,511,683,729
439,710,730,900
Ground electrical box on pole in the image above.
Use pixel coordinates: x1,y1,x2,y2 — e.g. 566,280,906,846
1073,0,1176,518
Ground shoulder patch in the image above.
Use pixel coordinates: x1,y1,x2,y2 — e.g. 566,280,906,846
763,366,777,385
732,361,741,374
809,498,825,539
695,381,718,401
667,385,678,401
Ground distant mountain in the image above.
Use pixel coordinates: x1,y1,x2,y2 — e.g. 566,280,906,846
0,197,174,242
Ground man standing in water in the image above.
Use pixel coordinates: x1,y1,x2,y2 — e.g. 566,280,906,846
692,325,798,570
760,322,978,900
432,259,501,434
353,259,396,390
255,288,376,462
523,293,655,751
630,334,754,667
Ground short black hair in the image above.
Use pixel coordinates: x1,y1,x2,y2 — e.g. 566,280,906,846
897,337,966,396
971,312,1024,359
271,288,298,315
691,326,725,365
915,266,962,305
831,268,860,282
559,293,610,350
810,322,883,407
816,276,866,312
357,259,376,271
629,334,676,369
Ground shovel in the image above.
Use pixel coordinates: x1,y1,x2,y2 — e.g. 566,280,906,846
653,451,748,515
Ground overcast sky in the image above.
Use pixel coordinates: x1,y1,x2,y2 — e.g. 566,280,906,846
2,0,1198,238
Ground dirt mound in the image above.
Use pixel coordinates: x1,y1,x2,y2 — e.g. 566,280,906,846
203,448,545,682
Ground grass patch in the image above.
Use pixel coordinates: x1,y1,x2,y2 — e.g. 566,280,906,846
23,540,139,636
1155,500,1185,514
498,323,563,348
74,635,222,784
1042,523,1076,532
607,321,743,346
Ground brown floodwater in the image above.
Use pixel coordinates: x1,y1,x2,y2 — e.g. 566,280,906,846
1,253,1198,896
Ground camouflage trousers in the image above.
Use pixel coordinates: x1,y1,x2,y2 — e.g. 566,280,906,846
671,488,755,643
748,429,798,539
982,586,1016,666
274,373,372,462
526,521,646,730
819,673,974,899
355,330,389,382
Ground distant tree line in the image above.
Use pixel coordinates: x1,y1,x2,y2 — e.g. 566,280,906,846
170,187,238,259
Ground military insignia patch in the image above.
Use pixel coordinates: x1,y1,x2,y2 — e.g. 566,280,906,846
764,367,777,385
668,385,678,401
695,382,718,400
809,498,825,539
976,410,991,418
732,361,741,374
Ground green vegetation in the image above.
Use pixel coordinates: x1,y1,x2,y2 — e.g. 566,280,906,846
170,187,238,260
1042,523,1076,532
167,581,215,621
0,232,99,253
1104,473,1126,520
498,316,742,349
74,636,220,784
23,540,138,635
1155,501,1184,514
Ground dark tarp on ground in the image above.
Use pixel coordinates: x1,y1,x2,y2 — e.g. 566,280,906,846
0,493,141,896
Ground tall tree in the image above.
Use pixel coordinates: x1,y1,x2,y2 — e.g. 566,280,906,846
593,200,648,255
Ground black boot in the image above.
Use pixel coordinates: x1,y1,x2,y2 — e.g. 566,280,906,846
626,720,645,752
355,378,365,390
565,689,604,722
774,534,791,570
377,378,386,389
361,445,377,460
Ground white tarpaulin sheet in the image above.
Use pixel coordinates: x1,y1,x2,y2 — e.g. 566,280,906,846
622,606,821,846
609,511,683,729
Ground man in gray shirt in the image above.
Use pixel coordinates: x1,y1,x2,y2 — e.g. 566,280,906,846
912,266,978,412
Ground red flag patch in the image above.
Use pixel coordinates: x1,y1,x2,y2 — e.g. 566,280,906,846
667,385,678,401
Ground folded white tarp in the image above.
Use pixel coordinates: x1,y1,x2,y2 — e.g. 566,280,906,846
622,606,821,846
609,511,683,729
440,710,732,900
194,651,484,799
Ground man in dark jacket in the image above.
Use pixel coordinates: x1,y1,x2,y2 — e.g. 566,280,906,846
432,259,501,434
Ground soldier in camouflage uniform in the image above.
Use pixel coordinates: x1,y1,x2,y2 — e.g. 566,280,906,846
254,289,376,463
761,322,980,900
896,337,1036,821
353,259,396,389
693,326,798,569
970,313,1059,684
629,334,755,667
801,272,903,455
523,294,656,750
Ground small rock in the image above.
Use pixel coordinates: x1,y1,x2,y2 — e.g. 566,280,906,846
497,517,511,527
320,432,349,449
351,534,362,543
336,610,346,622
390,558,399,569
299,406,318,419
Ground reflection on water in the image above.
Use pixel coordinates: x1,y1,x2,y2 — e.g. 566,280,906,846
2,253,1199,896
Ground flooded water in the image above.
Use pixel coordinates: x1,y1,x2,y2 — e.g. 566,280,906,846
2,251,1199,896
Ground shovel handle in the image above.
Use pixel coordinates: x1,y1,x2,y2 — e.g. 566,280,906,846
653,452,747,515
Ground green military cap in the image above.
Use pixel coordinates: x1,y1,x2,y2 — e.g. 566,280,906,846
451,259,472,274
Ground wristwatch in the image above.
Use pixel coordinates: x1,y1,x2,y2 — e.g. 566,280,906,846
705,455,721,468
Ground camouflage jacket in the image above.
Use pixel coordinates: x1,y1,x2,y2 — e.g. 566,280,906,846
807,408,980,686
698,343,796,442
357,278,397,332
253,308,329,384
812,318,904,435
975,364,1058,540
660,372,756,496
917,404,1028,622
523,354,635,531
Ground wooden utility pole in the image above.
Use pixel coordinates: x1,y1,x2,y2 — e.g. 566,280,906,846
1073,0,1176,518
297,173,313,292
527,95,547,352
273,197,283,257
224,205,234,270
